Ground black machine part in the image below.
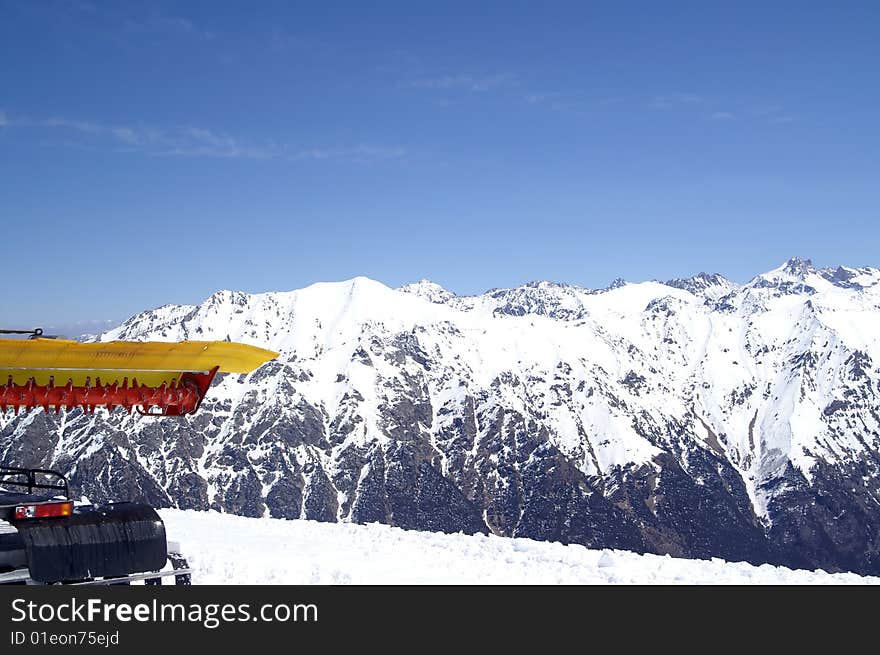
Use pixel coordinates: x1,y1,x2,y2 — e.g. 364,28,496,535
13,503,168,583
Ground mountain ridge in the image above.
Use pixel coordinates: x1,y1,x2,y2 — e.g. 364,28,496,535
3,258,880,574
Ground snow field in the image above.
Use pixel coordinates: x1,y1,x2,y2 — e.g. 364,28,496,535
160,509,879,585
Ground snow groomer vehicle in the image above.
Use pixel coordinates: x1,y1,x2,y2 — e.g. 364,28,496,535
0,329,276,585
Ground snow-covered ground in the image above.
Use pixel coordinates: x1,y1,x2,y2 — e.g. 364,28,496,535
160,509,879,585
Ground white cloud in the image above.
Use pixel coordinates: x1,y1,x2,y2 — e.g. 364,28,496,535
652,93,703,109
181,127,243,152
290,145,406,163
747,106,797,124
404,73,517,92
122,14,203,38
525,92,567,106
2,112,405,162
38,118,162,146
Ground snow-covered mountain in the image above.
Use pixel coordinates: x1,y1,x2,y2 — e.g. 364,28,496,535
3,257,880,575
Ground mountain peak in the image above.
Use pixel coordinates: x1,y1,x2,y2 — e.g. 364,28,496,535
206,289,249,305
521,280,579,291
746,257,820,296
663,271,733,292
781,257,815,278
398,279,456,304
664,272,735,298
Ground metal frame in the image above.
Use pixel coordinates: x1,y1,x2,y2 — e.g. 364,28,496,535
0,465,70,499
0,328,45,339
0,560,192,585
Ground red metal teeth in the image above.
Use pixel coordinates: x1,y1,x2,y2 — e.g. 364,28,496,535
0,367,218,417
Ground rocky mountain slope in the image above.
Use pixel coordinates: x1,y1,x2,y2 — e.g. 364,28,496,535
3,257,880,574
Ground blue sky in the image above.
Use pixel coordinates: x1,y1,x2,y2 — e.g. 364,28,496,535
2,1,878,329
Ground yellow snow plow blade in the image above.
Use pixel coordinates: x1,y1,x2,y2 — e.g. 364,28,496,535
0,338,278,415
0,338,278,388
